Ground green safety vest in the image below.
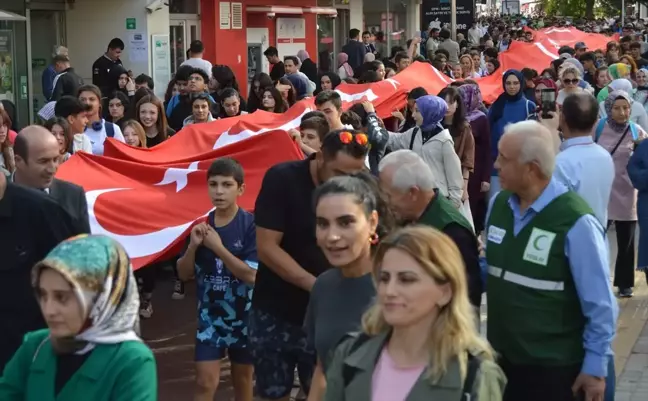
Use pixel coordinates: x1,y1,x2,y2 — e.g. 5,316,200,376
485,190,591,366
418,193,473,233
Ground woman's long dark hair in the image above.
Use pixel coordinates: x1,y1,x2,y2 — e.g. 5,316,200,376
261,86,287,113
212,64,240,92
438,86,468,137
247,72,273,113
278,77,297,106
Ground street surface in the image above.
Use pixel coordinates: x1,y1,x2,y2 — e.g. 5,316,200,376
143,226,648,401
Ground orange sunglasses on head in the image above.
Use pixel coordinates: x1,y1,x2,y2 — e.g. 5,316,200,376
339,131,369,146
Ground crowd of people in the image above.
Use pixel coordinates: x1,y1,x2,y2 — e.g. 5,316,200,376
1,11,648,401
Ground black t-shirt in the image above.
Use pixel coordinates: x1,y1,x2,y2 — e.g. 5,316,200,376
252,155,331,325
92,55,123,98
270,62,285,82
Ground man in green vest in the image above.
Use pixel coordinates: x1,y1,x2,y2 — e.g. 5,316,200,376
378,149,482,308
486,121,617,401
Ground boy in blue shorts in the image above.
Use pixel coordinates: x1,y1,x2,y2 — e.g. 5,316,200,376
177,158,257,401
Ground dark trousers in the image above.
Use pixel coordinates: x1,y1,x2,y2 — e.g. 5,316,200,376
500,359,582,401
608,220,637,289
135,265,157,294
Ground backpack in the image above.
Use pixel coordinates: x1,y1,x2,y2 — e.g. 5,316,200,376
595,119,638,143
341,333,482,401
105,122,115,138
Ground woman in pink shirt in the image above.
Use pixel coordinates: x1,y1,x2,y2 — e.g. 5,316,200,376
324,226,506,401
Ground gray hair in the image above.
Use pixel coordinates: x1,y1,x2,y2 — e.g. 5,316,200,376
378,150,436,191
502,121,557,178
52,46,68,58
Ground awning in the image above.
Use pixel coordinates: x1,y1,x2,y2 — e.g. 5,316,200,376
0,10,26,22
246,5,337,17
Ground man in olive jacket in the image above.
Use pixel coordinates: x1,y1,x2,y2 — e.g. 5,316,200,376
378,149,482,307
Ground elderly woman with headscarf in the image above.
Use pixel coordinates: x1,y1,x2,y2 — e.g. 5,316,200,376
598,78,648,131
0,234,157,400
458,84,491,234
596,90,648,298
297,50,318,84
385,95,464,207
597,63,632,102
634,68,648,112
487,69,536,199
337,53,354,80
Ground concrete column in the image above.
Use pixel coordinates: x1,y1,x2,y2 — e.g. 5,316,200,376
406,0,420,39
349,0,363,32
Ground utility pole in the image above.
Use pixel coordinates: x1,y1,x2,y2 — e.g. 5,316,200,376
451,0,457,40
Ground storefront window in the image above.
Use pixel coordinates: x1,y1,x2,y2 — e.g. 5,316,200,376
170,0,199,14
364,0,407,54
317,16,334,72
0,18,28,126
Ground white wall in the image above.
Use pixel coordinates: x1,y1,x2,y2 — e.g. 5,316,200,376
349,0,363,32
66,0,170,82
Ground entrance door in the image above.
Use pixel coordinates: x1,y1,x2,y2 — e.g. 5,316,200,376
29,10,65,115
246,27,269,97
169,18,200,75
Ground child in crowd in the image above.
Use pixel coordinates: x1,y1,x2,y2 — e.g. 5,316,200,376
289,115,329,156
176,158,257,401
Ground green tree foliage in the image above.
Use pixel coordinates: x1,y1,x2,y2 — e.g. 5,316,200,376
539,0,637,19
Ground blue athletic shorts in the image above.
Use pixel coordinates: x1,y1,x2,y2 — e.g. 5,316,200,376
194,341,253,365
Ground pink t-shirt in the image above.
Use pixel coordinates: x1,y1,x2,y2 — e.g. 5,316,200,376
371,348,426,401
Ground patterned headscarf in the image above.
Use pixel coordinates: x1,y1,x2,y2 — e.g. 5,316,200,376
457,84,486,122
605,90,633,133
32,234,141,354
608,63,631,80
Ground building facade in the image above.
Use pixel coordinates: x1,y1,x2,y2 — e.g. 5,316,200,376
2,0,422,124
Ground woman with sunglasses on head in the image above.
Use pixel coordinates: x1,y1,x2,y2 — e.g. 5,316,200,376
77,84,125,155
557,66,585,108
324,225,505,401
0,234,157,401
305,172,395,401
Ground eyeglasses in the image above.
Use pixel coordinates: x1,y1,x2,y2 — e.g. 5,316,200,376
562,79,579,85
339,131,369,146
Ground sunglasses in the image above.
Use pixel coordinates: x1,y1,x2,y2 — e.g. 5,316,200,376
339,131,369,146
562,78,579,85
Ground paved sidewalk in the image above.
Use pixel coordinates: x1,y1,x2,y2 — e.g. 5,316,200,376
614,275,648,401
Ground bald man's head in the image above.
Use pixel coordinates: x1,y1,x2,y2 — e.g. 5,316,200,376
14,126,59,163
13,125,60,189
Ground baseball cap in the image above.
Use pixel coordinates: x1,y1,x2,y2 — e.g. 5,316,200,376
575,42,587,50
54,96,91,119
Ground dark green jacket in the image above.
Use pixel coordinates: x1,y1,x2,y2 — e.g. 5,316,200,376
324,331,506,401
0,329,157,401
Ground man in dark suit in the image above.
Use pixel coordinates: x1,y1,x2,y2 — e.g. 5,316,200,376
341,28,367,72
12,126,90,234
0,172,81,369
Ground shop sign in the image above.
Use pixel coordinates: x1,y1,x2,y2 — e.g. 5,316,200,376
421,0,474,36
32,58,47,68
126,18,137,30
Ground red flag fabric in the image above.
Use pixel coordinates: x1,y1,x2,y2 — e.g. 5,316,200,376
57,130,303,269
524,26,619,51
57,30,617,267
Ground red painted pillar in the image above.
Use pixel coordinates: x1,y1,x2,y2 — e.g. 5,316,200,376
200,0,248,89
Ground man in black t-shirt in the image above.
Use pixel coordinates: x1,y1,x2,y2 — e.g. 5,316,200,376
250,129,369,400
264,46,285,82
92,38,124,98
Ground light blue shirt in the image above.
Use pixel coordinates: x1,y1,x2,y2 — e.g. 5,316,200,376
486,178,618,378
553,136,615,226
